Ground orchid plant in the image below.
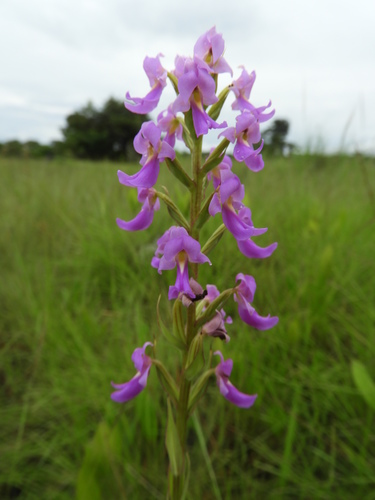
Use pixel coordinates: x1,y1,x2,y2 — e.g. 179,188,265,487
111,27,278,499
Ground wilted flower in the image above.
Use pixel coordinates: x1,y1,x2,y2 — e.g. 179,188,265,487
111,342,153,403
125,54,167,114
234,273,279,330
118,122,175,188
187,281,232,342
214,351,257,408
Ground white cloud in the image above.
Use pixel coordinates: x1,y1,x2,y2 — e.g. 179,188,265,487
0,0,374,153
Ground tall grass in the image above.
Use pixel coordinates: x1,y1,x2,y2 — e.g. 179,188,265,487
0,155,374,499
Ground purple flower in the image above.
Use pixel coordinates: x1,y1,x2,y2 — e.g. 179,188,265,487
194,27,232,75
157,105,183,148
116,188,160,231
111,342,153,403
214,351,257,408
220,111,265,172
125,54,167,114
234,273,279,330
151,227,211,300
235,208,277,258
172,58,227,137
231,67,275,122
117,122,175,188
231,67,256,112
207,154,232,189
209,170,277,258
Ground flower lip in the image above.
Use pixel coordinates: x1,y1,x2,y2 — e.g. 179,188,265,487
214,351,257,408
234,274,278,330
110,342,153,403
116,188,160,232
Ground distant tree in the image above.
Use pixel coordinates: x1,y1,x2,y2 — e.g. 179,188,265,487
51,140,67,157
62,98,148,160
2,140,23,157
263,119,294,155
23,140,53,159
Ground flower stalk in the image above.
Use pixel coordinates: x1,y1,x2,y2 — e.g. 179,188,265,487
110,26,278,499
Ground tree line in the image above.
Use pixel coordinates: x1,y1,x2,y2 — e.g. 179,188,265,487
0,98,149,161
0,98,291,160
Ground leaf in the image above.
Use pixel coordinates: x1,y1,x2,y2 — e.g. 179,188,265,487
184,333,205,381
207,86,230,121
157,295,186,350
167,72,179,94
135,391,158,442
153,359,179,404
181,453,191,500
351,360,375,411
173,299,186,345
165,157,194,190
165,399,184,476
76,422,125,500
201,224,226,255
201,139,230,176
156,191,189,230
194,192,214,230
188,369,215,414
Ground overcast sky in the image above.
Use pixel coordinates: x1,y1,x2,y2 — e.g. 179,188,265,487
1,0,374,153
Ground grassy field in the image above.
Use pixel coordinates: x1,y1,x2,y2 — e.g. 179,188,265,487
1,154,375,499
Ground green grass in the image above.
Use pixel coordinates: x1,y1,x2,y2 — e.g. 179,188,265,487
1,154,374,499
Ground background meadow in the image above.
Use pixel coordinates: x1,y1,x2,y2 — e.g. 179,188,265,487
1,154,375,499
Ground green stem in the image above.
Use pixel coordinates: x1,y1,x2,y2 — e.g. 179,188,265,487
170,134,203,499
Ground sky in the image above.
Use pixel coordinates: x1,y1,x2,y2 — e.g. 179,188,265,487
1,0,375,154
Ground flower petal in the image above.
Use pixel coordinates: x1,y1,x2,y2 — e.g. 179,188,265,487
237,239,278,259
238,305,279,331
220,380,257,408
116,208,154,231
125,85,164,114
221,204,256,241
117,157,160,188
